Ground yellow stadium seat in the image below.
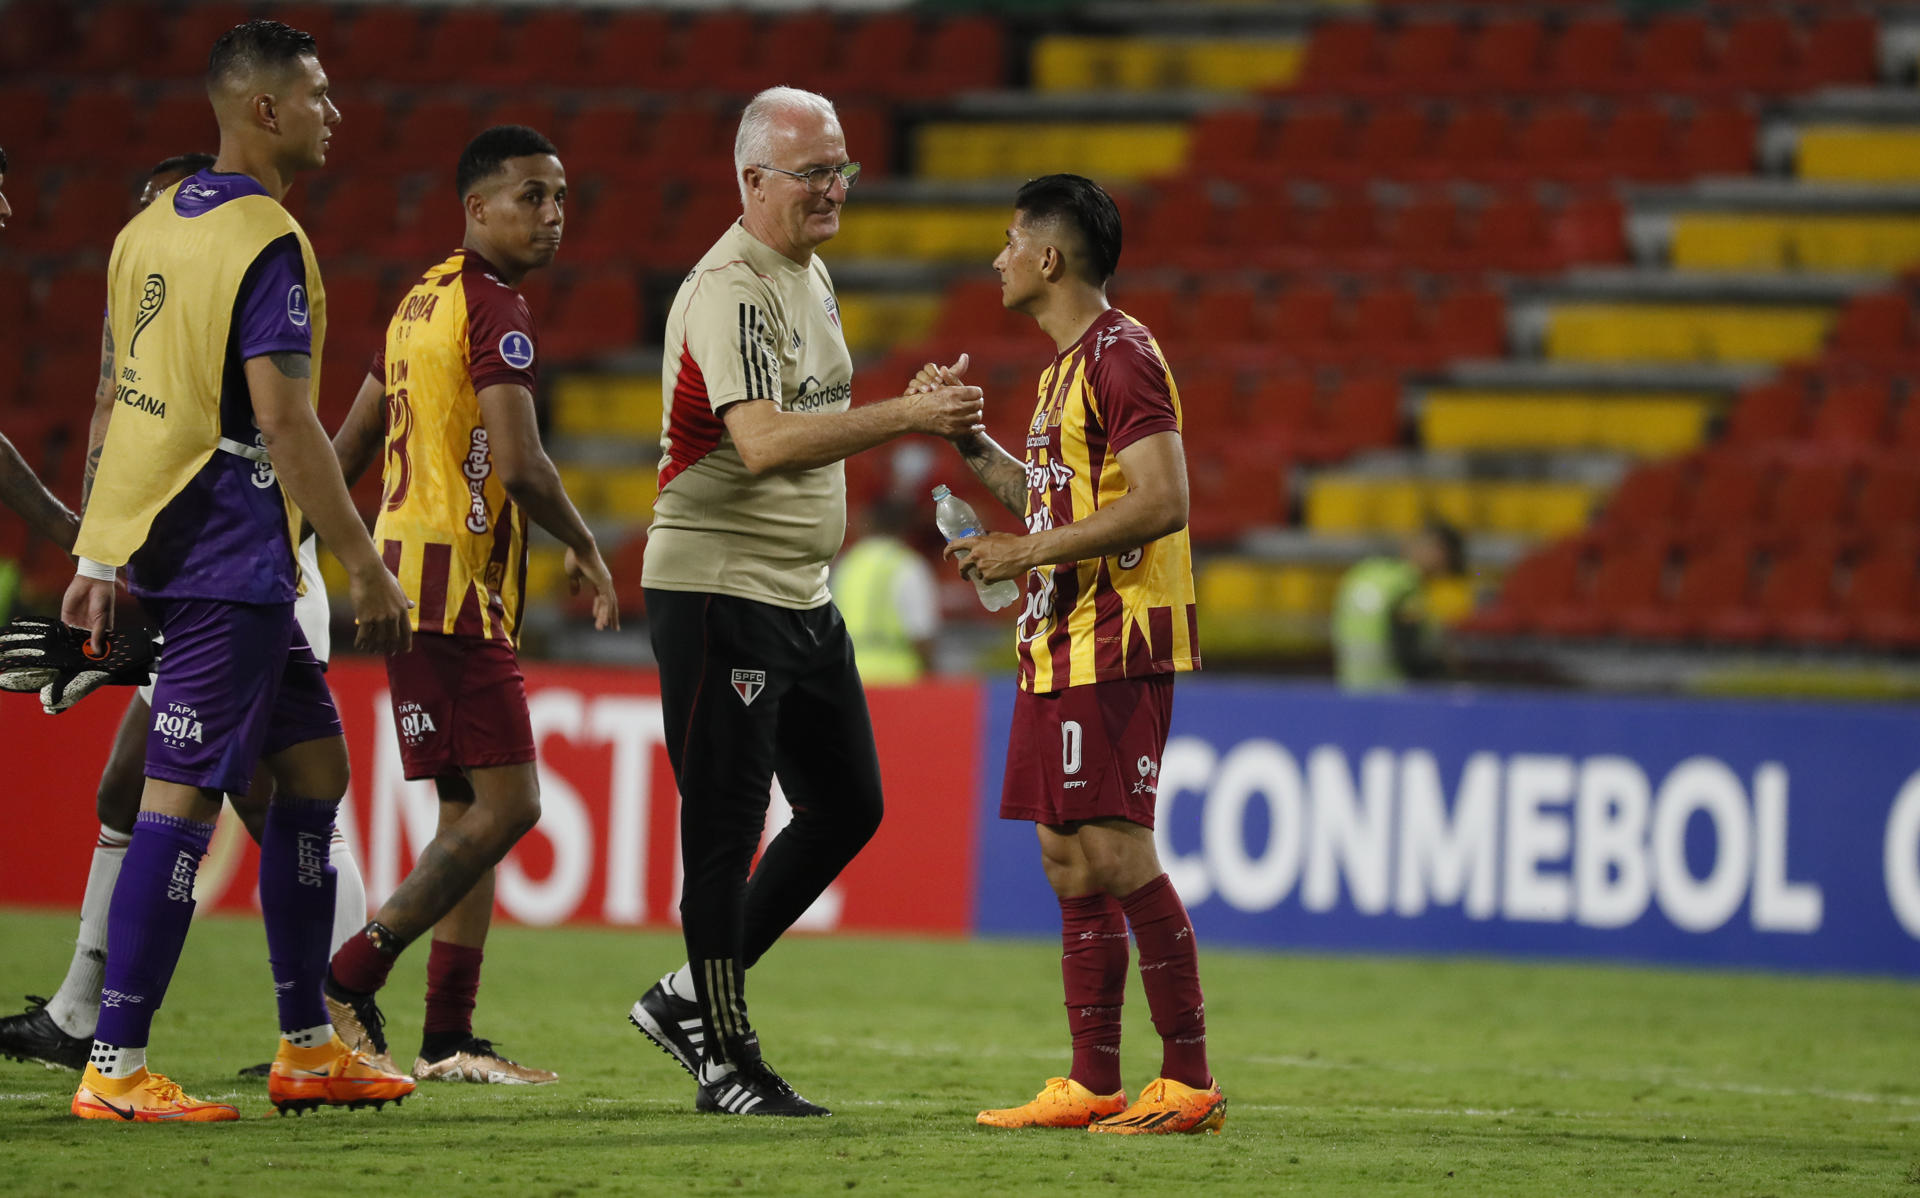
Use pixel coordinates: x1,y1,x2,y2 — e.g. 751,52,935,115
1421,391,1711,456
1672,214,1920,274
557,465,598,513
598,469,658,521
1372,479,1424,532
1304,476,1371,533
525,547,567,600
915,123,1189,182
1197,559,1270,615
601,376,664,439
1031,36,1303,93
1425,479,1481,530
1545,303,1832,364
834,293,943,356
1797,127,1920,184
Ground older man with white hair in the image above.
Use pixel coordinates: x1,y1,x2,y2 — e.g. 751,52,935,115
627,87,984,1117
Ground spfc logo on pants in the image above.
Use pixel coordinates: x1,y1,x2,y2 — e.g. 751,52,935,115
731,669,766,706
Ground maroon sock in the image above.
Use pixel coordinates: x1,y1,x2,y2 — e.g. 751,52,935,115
329,925,401,996
1059,892,1127,1096
1119,874,1211,1090
422,940,484,1038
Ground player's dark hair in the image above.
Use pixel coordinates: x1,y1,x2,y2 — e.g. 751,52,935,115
456,125,559,199
206,19,319,92
1014,173,1122,284
150,153,216,178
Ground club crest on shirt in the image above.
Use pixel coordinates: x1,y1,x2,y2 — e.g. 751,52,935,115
499,330,535,370
822,292,840,327
731,669,766,706
286,284,309,328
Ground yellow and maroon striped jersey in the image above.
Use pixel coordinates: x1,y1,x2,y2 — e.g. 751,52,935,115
1015,308,1200,693
370,249,539,643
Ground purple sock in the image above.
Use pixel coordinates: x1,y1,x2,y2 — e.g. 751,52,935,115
94,812,215,1050
259,797,338,1036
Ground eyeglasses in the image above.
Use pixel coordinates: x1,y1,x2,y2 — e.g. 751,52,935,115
756,161,862,195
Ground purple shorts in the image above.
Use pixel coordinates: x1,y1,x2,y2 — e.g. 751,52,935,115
1000,675,1174,828
141,597,342,795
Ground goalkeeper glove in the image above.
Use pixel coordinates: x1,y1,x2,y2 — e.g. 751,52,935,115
0,616,159,714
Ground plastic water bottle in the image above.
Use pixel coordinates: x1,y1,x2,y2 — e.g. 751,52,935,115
932,484,1021,612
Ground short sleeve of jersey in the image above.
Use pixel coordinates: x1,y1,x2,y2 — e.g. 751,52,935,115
682,265,783,414
464,272,540,394
1088,323,1180,453
233,233,313,361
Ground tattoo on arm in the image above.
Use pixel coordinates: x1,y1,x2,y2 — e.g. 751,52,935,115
81,446,102,513
958,434,1028,515
267,352,311,379
99,327,114,382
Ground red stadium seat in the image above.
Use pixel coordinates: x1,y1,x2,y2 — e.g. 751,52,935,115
494,10,589,88
1513,101,1600,181
1680,452,1768,535
839,14,918,98
1844,539,1920,648
1419,102,1515,181
544,271,643,362
414,10,508,86
1188,109,1264,175
1271,283,1341,363
272,5,340,58
1298,22,1379,94
143,91,218,159
560,103,645,173
1600,459,1687,532
1677,103,1757,176
0,0,71,75
1429,286,1506,359
918,17,1005,95
1619,536,1755,641
1807,378,1892,446
478,99,560,142
1463,536,1586,636
1593,101,1679,182
1186,445,1285,545
1466,19,1547,95
1384,191,1467,273
1183,281,1264,349
1350,103,1432,178
835,103,891,178
1547,17,1629,96
1853,458,1920,528
1385,22,1465,92
41,90,137,164
1718,15,1797,95
379,98,481,172
1269,106,1349,179
1725,378,1807,446
155,3,251,78
331,7,425,83
28,268,107,356
1110,284,1179,341
1631,15,1714,95
756,11,838,95
1798,15,1878,89
1244,371,1318,453
1554,191,1627,264
1321,373,1402,456
1827,291,1916,370
67,3,161,75
1473,190,1555,272
1747,538,1847,645
1537,537,1667,639
580,10,672,88
1348,285,1423,367
1762,453,1852,537
31,168,130,256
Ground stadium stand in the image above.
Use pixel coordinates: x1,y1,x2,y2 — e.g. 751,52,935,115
2,1,1919,678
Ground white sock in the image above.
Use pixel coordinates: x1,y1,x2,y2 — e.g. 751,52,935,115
328,830,366,957
283,1023,332,1049
665,963,696,1002
88,1041,145,1080
47,827,131,1039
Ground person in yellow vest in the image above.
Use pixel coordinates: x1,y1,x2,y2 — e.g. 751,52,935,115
923,174,1223,1135
830,498,940,683
56,19,414,1123
1332,521,1464,692
323,124,616,1086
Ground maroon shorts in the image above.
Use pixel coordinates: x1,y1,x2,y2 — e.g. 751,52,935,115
384,632,536,781
1000,675,1174,828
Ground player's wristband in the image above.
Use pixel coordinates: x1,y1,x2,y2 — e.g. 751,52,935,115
76,557,117,583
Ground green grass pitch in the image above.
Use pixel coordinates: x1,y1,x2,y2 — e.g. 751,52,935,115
0,908,1915,1196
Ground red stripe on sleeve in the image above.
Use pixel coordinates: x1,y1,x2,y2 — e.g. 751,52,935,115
1147,604,1175,672
659,343,728,490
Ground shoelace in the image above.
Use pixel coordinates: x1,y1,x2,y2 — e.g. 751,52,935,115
746,1062,797,1097
461,1038,519,1064
21,994,51,1011
145,1074,188,1106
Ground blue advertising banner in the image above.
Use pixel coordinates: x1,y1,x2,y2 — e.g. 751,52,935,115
973,679,1920,975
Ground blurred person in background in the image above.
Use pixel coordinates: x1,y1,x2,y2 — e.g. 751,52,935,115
830,496,940,684
1331,520,1465,692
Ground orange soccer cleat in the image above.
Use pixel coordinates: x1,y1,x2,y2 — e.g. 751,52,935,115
1087,1076,1226,1135
976,1077,1128,1129
268,1034,416,1115
72,1065,240,1123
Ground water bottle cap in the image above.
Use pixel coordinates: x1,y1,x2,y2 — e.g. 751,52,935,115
930,484,951,500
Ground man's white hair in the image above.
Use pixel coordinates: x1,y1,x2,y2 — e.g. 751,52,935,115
734,86,839,208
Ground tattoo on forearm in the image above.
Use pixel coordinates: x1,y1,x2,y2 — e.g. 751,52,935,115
81,446,102,512
960,435,1028,514
267,352,311,379
99,327,113,381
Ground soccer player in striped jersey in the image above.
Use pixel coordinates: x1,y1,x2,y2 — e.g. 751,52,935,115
926,174,1224,1135
325,125,614,1086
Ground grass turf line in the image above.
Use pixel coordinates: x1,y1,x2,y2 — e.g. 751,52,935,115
0,909,1915,1196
